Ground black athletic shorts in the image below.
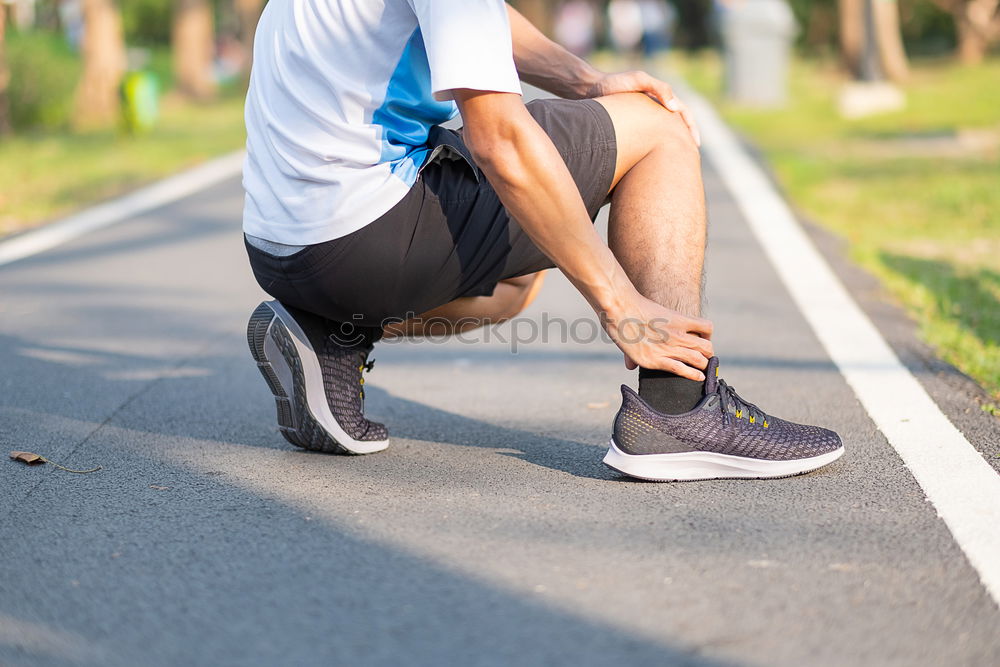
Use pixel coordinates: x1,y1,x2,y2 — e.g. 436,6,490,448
245,97,617,327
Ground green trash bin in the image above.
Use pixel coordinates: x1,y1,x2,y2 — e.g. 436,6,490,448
121,71,160,134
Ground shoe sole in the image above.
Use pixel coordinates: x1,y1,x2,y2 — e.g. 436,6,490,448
602,438,844,482
247,301,389,455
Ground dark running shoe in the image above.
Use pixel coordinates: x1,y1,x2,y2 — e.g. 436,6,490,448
604,357,844,481
246,300,389,455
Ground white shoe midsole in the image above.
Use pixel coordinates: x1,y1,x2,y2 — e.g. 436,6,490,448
602,438,844,481
268,301,388,455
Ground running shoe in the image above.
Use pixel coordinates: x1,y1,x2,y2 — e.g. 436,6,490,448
246,300,389,454
604,357,844,481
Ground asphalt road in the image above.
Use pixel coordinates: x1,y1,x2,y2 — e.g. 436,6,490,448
2,157,999,664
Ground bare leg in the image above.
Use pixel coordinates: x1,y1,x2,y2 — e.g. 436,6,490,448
383,271,546,338
594,93,709,413
384,94,706,340
596,93,706,317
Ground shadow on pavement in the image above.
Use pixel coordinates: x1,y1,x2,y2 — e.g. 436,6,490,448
1,470,727,666
0,333,729,667
366,385,622,482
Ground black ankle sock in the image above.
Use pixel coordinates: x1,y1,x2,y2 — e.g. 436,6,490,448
638,368,705,414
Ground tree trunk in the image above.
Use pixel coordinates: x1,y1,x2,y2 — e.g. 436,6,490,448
928,0,1000,65
838,0,864,78
956,17,989,63
173,0,217,100
0,3,10,136
74,0,126,131
234,0,264,73
955,0,1000,65
874,0,909,81
235,0,263,52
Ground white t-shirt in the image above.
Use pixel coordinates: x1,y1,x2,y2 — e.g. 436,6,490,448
242,0,523,245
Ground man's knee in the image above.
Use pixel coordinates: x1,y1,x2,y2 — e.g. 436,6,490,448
597,92,699,177
644,103,699,160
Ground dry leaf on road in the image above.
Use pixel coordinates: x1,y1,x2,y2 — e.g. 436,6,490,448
9,451,102,473
10,451,45,465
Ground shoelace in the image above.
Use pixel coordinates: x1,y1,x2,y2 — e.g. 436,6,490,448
357,354,375,400
717,379,770,428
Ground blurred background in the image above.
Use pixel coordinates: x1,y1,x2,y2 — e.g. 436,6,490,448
0,0,996,406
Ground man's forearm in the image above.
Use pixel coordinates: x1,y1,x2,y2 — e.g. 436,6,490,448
459,92,635,318
506,4,601,99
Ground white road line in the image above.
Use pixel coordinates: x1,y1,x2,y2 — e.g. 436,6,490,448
0,151,246,268
682,84,1000,609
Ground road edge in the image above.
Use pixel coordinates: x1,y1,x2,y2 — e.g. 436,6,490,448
679,81,1000,610
0,151,246,268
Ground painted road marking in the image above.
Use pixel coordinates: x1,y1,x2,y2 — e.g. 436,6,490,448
0,151,246,268
682,84,1000,609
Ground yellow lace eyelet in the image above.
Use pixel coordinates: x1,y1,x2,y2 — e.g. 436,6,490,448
749,416,755,424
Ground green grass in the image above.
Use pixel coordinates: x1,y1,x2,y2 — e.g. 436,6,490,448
0,94,246,236
670,52,1000,402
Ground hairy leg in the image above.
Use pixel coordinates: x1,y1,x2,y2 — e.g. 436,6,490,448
596,92,706,317
382,271,546,338
594,92,709,413
383,94,705,341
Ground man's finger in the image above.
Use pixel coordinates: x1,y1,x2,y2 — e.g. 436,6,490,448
659,357,706,382
673,102,701,147
673,346,710,370
624,353,638,370
642,77,675,110
645,83,700,147
672,99,691,121
679,332,714,358
679,314,714,338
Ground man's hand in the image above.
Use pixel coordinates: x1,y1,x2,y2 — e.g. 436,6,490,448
455,89,712,379
583,71,700,147
602,293,714,381
505,4,699,146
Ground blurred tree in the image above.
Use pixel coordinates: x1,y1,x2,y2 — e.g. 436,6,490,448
0,2,10,136
839,0,865,70
173,0,217,99
840,0,909,81
0,1,10,136
74,0,126,130
792,0,839,53
929,0,1000,62
671,0,712,50
123,0,172,46
898,0,957,56
876,0,910,80
234,0,263,70
33,0,63,32
512,0,555,36
8,31,83,130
